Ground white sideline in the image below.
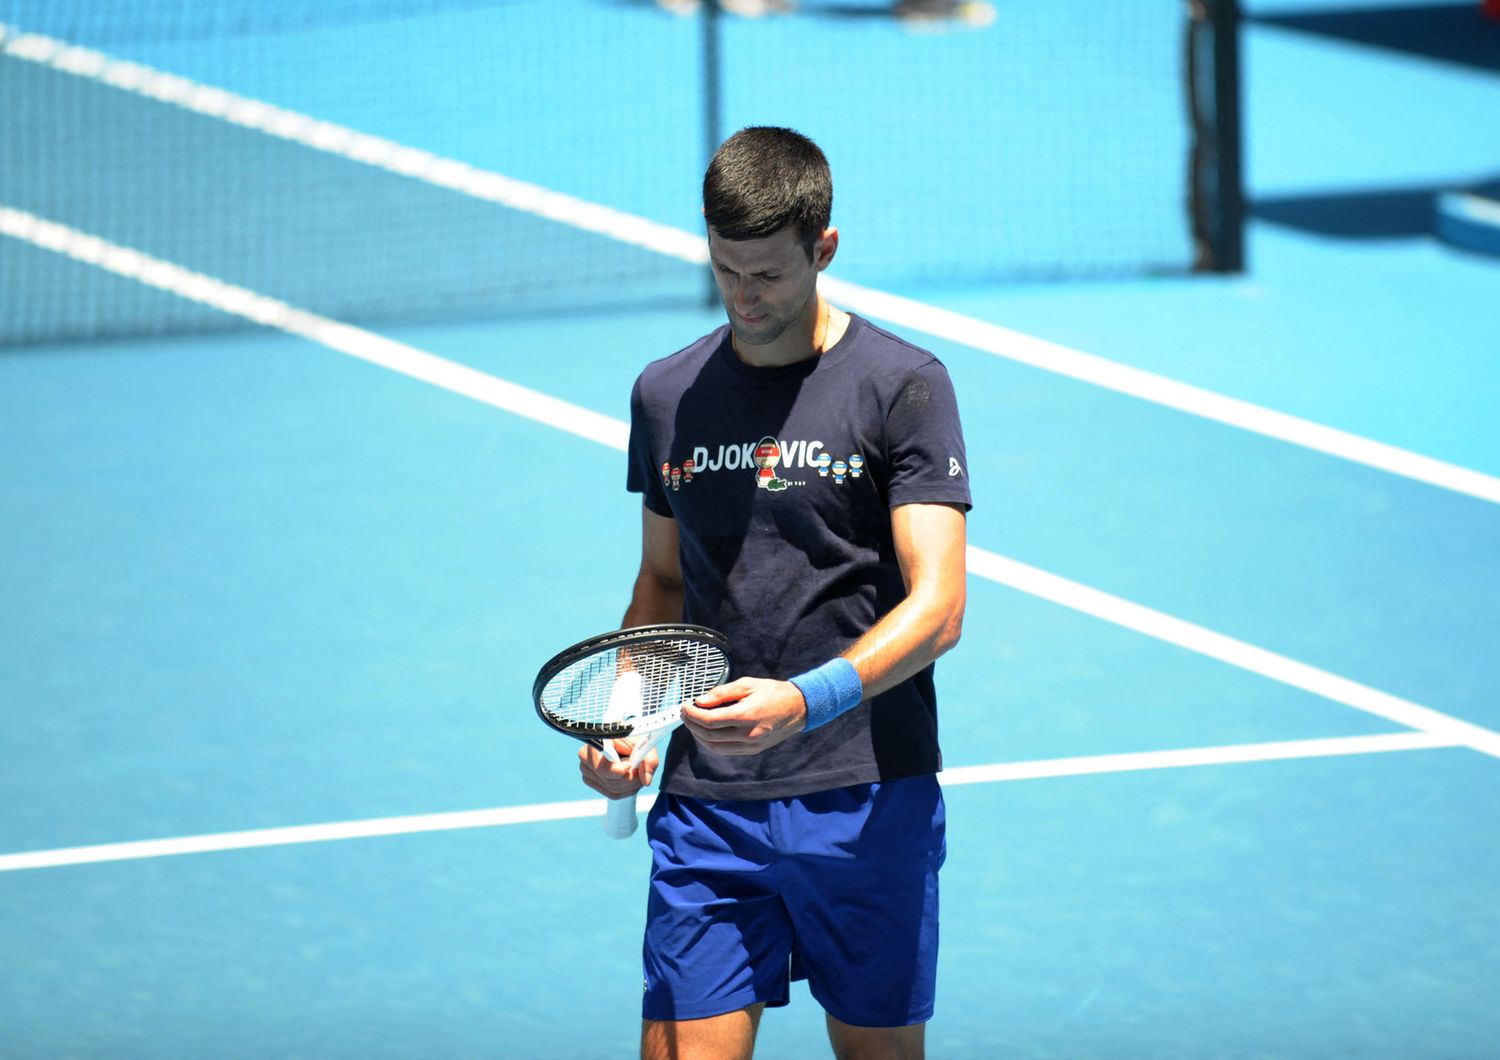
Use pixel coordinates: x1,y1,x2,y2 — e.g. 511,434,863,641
3,23,1498,504
0,732,1458,874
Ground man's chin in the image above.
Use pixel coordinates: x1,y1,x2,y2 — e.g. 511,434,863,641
730,319,783,347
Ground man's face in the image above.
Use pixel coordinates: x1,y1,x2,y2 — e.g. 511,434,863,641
707,226,833,350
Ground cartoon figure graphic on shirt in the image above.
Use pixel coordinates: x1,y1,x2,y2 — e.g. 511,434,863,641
753,435,789,492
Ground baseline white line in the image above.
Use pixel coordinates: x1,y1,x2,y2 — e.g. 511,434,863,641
5,21,1497,504
0,733,1459,874
5,207,1497,761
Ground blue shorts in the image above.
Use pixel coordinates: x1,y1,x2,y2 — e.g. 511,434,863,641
642,775,945,1027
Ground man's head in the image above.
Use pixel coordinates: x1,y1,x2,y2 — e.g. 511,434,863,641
703,127,832,261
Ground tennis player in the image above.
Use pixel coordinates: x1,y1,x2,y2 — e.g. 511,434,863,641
579,126,971,1060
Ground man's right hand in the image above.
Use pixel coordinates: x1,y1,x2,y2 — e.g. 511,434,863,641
578,739,661,799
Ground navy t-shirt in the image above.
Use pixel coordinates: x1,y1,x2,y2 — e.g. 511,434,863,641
626,313,971,800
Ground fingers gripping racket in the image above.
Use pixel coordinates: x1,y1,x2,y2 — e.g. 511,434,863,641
532,625,730,838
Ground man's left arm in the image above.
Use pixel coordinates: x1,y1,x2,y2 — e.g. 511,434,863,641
684,501,967,753
842,500,967,696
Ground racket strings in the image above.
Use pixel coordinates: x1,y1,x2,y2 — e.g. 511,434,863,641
541,639,725,729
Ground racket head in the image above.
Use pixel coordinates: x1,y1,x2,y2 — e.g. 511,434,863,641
532,624,731,745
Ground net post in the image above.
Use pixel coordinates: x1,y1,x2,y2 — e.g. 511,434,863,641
702,0,723,306
1188,0,1245,273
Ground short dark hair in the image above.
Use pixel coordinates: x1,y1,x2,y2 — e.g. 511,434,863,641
702,127,832,258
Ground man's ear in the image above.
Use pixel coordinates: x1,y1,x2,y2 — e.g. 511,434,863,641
814,227,839,271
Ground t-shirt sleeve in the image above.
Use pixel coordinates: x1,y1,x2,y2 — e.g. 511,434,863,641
625,374,673,517
885,359,973,510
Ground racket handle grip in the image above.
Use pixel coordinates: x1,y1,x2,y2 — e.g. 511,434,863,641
603,792,639,839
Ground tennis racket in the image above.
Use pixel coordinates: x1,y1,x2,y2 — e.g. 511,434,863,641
532,624,731,838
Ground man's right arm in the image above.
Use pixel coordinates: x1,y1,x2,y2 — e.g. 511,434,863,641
577,504,683,799
622,505,684,628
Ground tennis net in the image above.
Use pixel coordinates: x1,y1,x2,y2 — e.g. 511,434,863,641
0,0,1239,347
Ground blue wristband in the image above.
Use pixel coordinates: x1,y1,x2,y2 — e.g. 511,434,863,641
790,657,864,732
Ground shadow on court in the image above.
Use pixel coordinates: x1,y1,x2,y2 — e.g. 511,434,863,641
1252,3,1500,75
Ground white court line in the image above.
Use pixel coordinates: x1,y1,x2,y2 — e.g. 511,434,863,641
0,732,1458,874
4,205,1498,765
939,730,1457,786
4,22,1498,505
0,799,612,874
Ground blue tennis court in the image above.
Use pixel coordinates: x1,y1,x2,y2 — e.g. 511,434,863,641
2,1,1498,1056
